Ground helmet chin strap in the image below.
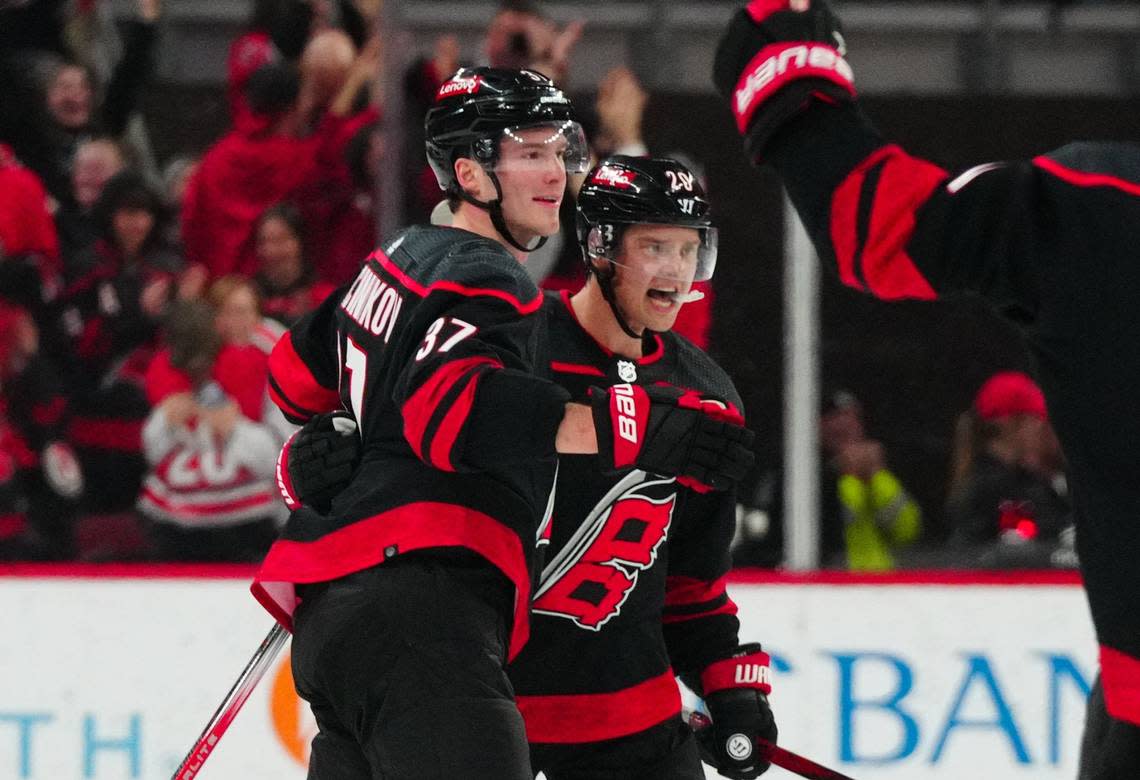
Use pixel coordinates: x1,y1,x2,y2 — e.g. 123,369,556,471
458,171,548,254
592,257,652,343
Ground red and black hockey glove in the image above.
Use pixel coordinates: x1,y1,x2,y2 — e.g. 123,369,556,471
696,644,778,779
276,411,360,513
589,384,755,492
713,0,854,164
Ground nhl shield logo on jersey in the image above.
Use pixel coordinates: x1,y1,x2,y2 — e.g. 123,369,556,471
616,359,637,383
532,473,677,631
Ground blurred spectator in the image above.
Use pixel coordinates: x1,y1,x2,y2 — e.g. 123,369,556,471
322,115,381,283
0,142,62,314
0,302,81,560
208,275,288,371
402,33,460,223
821,390,922,569
159,154,198,246
253,203,336,326
593,66,648,159
5,0,161,206
945,371,1074,568
138,298,290,562
733,389,922,570
484,0,584,86
183,55,375,280
293,32,382,282
57,171,185,514
227,0,370,132
55,137,126,271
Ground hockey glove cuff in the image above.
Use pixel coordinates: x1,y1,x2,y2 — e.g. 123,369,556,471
276,411,360,513
589,384,755,492
713,0,855,164
697,644,778,779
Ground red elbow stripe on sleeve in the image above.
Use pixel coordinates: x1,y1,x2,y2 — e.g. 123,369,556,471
665,575,728,607
831,145,945,301
268,332,339,420
701,649,772,695
1100,644,1140,725
402,356,503,468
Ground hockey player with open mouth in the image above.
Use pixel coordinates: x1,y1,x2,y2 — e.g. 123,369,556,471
509,154,778,780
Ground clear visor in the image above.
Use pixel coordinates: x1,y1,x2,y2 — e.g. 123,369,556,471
490,121,590,176
595,225,718,284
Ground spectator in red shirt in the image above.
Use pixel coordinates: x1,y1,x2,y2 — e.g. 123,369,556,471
253,203,335,327
182,56,371,281
0,142,62,314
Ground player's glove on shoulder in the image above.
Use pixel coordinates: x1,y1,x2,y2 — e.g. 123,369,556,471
697,644,778,779
589,383,755,492
713,0,854,164
276,411,360,513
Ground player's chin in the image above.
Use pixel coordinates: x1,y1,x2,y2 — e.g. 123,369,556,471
641,303,680,333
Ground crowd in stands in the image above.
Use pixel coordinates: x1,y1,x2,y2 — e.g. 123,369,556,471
0,0,1073,568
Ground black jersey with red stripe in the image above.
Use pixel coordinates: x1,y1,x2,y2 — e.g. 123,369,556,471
771,104,1140,725
508,290,747,746
253,225,571,660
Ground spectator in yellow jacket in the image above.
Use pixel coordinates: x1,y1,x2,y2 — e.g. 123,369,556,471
820,389,922,570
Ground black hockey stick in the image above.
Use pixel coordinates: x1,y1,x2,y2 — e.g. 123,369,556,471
172,622,290,779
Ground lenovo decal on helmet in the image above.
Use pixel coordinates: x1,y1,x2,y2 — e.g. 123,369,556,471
577,155,719,284
575,155,719,338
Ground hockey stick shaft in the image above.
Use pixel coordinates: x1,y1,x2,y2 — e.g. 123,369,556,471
172,622,290,780
758,737,857,780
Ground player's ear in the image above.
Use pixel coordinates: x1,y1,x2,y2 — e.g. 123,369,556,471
454,158,491,201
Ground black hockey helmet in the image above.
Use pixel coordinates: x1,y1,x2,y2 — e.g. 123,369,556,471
576,155,718,283
425,66,588,196
575,155,718,339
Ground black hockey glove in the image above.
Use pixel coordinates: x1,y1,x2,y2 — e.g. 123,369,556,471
589,383,755,492
276,411,360,514
695,644,778,779
713,0,854,164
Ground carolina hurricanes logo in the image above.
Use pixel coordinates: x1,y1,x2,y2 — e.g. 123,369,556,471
436,75,483,100
591,165,636,190
533,472,676,630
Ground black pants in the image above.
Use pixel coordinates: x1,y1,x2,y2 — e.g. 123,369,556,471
531,717,704,780
291,550,532,780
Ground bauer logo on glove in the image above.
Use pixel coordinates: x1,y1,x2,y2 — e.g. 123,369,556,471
589,383,755,492
713,0,855,163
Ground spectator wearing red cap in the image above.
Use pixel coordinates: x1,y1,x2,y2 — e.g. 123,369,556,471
944,371,1073,567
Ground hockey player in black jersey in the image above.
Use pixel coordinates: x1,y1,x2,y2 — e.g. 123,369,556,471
511,156,778,780
714,2,1140,778
253,68,755,780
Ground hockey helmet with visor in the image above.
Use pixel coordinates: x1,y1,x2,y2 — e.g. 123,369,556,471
576,155,718,286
